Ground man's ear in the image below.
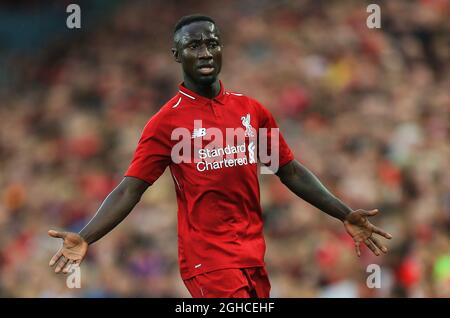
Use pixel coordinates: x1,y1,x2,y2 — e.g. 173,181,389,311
172,48,181,63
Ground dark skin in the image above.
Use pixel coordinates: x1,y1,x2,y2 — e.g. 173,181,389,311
275,160,392,256
49,20,392,275
171,21,222,98
48,177,149,273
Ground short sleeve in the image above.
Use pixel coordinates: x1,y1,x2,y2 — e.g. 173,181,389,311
255,100,294,169
124,112,172,184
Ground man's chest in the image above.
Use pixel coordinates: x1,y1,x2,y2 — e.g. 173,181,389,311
175,102,259,138
169,103,260,175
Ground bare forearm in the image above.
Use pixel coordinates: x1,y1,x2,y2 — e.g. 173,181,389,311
79,177,149,244
277,160,351,221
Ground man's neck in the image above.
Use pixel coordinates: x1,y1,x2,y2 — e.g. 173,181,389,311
183,78,221,99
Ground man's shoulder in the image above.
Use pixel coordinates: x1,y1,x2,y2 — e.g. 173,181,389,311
226,90,251,101
225,90,264,109
158,94,184,113
146,94,185,121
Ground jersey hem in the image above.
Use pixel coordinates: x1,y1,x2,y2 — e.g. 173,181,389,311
180,262,266,280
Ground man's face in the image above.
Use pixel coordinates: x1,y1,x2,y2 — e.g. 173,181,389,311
173,21,222,85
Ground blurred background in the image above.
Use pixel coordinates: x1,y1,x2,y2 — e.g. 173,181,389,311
0,0,449,297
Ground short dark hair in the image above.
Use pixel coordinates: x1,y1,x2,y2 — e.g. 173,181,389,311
174,14,216,34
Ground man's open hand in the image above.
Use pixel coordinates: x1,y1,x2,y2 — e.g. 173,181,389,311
48,230,88,273
344,209,392,257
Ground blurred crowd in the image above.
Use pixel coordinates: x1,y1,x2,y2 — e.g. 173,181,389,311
0,0,449,297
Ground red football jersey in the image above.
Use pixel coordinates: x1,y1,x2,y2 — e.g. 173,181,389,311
125,81,294,279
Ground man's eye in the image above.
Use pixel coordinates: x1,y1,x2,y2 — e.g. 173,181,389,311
208,42,219,49
189,43,199,49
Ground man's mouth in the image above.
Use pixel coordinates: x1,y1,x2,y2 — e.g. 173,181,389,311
197,66,215,75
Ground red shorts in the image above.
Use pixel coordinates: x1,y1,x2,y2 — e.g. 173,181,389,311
183,267,271,298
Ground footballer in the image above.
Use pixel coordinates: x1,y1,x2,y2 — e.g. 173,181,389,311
48,15,392,298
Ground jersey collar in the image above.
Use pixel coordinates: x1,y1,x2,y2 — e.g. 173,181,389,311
178,80,227,105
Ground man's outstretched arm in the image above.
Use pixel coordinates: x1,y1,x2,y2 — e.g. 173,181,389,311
48,176,150,273
276,160,351,221
78,176,150,244
276,160,392,256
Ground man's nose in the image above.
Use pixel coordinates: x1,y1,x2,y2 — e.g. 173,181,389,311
198,44,213,59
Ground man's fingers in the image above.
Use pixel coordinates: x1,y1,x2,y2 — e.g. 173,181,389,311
371,224,393,239
62,260,74,274
361,210,393,239
55,258,68,273
48,230,67,240
365,239,380,256
369,236,388,254
55,256,68,273
354,241,361,257
49,249,63,267
363,209,378,217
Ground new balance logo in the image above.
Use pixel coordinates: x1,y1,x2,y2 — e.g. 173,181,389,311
192,128,206,139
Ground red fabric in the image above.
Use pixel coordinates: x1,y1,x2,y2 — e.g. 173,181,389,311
125,81,294,279
183,267,271,298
